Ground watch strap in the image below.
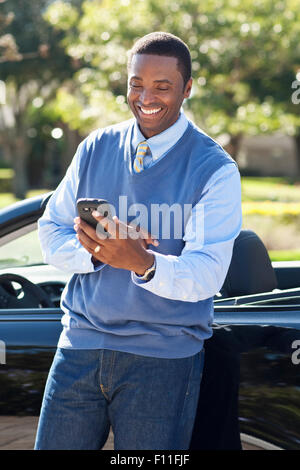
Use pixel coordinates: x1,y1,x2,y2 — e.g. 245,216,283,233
136,258,156,281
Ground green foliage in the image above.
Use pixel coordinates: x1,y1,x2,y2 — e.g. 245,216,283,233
0,0,86,196
0,0,76,83
43,0,300,139
44,1,79,31
2,0,300,194
3,0,300,147
50,76,131,133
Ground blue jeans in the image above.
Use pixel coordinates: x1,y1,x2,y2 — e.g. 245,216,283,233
34,348,204,450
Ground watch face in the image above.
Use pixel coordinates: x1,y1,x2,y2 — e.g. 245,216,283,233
145,268,156,281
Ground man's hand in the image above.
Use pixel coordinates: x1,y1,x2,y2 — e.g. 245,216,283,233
74,212,158,275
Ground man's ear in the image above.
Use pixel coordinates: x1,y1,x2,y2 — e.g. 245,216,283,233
184,78,193,98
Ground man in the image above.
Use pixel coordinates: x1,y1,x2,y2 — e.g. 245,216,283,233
35,32,242,450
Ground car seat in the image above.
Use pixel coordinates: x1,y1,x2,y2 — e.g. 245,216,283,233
220,229,278,298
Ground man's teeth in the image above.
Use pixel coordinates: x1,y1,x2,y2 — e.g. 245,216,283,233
140,107,161,115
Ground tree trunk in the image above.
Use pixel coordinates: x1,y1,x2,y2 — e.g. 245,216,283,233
12,134,30,200
294,133,300,180
60,124,82,178
0,131,29,199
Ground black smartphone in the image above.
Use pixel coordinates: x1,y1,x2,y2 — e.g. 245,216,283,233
76,198,112,234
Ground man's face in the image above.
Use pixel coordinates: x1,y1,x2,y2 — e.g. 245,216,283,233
127,54,192,138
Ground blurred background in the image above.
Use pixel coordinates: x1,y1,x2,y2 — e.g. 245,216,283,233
0,0,299,260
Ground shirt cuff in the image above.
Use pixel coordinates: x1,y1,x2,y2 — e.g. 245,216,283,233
91,257,107,272
131,250,177,297
131,251,157,285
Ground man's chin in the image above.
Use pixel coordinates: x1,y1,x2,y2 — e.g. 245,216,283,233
136,116,170,138
137,122,163,138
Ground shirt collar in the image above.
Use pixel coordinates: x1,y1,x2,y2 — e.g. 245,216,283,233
131,111,188,161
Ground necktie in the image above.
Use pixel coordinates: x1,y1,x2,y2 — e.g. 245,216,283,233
133,140,150,173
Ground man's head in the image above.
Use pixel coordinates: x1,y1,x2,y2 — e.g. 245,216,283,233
127,32,193,138
127,32,192,89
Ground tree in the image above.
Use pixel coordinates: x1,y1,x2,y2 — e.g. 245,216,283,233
0,0,82,198
44,0,300,174
239,0,300,176
2,0,299,194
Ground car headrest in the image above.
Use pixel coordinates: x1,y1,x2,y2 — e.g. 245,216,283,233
220,230,278,297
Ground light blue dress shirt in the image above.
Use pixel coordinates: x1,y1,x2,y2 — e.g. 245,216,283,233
130,112,242,300
39,112,242,302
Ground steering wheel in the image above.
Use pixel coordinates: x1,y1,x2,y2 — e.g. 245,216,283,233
0,273,55,309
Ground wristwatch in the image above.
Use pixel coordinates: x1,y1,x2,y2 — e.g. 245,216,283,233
136,258,156,282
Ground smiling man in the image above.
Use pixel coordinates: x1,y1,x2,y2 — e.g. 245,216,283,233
35,32,242,450
127,53,192,138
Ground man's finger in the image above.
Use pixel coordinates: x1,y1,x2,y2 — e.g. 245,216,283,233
115,219,159,245
92,211,118,238
74,217,106,245
76,227,101,254
134,226,159,246
91,212,159,245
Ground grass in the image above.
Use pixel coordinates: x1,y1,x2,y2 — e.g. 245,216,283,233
0,193,17,209
0,189,50,209
242,201,300,216
269,250,300,262
241,177,300,202
0,168,14,178
240,177,300,260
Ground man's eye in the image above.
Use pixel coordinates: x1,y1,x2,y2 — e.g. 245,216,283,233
131,84,141,88
157,88,168,91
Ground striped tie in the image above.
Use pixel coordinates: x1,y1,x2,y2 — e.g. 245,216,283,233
133,140,150,173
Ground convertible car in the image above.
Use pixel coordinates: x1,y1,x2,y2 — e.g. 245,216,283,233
0,192,300,450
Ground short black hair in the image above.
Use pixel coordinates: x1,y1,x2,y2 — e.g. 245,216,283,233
127,32,192,88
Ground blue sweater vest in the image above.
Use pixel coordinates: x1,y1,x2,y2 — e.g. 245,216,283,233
59,118,236,358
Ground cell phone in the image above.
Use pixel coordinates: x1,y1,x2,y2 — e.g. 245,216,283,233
76,198,112,234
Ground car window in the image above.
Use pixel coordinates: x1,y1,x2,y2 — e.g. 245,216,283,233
0,228,43,269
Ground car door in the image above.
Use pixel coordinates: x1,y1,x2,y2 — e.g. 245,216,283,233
0,194,65,449
0,309,62,449
190,304,300,450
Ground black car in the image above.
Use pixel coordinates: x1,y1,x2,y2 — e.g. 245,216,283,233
0,193,300,450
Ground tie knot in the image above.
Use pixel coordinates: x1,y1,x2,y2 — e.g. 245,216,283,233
133,140,150,173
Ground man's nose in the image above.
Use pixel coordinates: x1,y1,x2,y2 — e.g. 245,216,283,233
139,88,155,105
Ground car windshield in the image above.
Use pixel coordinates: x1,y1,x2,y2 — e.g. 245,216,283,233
0,228,43,269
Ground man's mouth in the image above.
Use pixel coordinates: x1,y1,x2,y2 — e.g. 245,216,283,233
138,106,162,116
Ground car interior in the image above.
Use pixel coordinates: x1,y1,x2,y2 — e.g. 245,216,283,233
215,229,300,306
